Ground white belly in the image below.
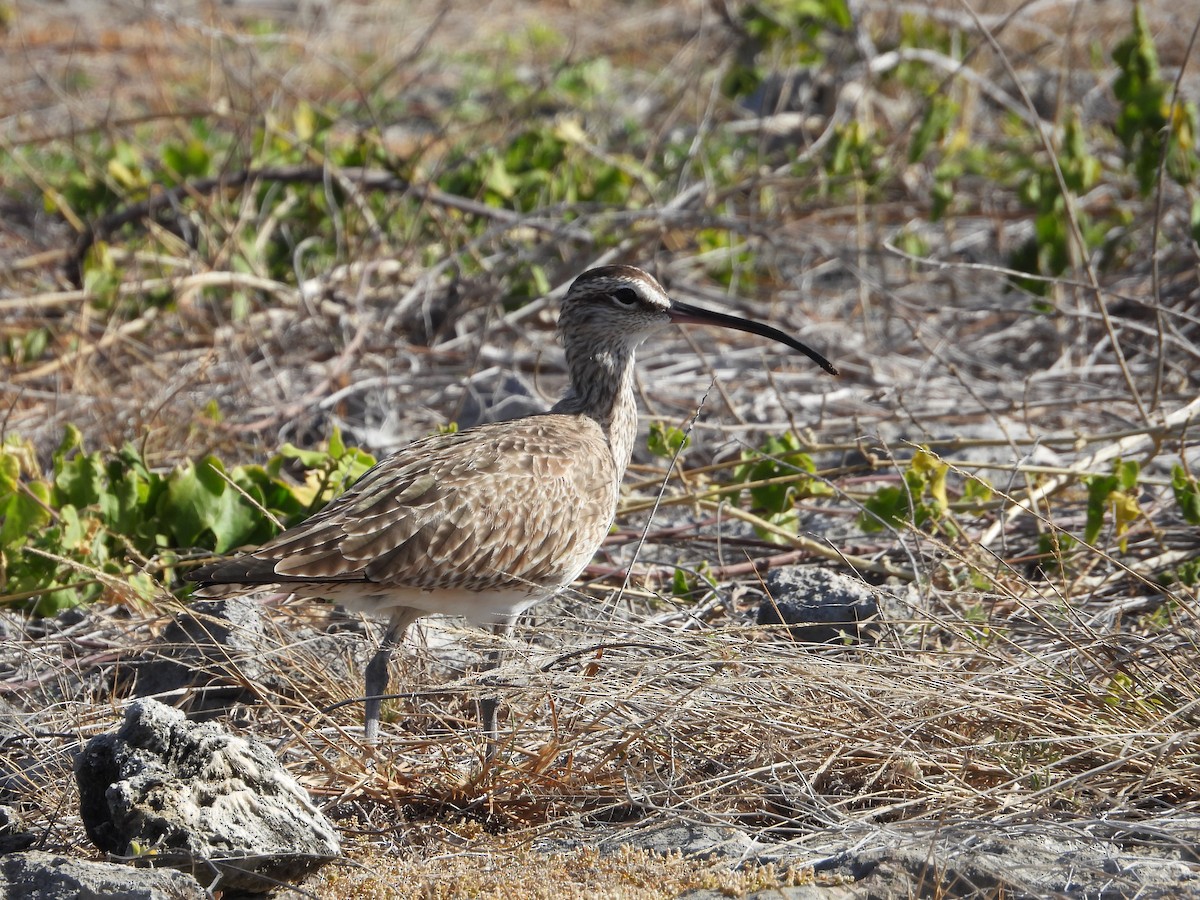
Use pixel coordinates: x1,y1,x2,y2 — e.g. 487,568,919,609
325,583,554,628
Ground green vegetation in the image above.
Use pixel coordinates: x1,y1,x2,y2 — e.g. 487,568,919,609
1,426,373,615
1112,3,1198,195
646,421,690,460
732,432,830,541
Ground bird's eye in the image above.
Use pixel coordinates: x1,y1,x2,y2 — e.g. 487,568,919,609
611,287,639,306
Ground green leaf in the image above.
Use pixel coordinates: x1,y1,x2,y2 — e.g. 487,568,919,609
1172,465,1200,525
860,484,907,533
909,95,956,163
99,459,144,536
277,442,331,468
161,138,211,181
52,425,83,473
1039,530,1076,553
125,572,160,604
910,448,949,513
160,457,264,553
331,449,374,494
930,177,954,221
1109,3,1198,192
58,504,88,548
647,422,690,459
18,327,49,363
730,433,828,542
1168,557,1200,586
0,478,52,550
327,426,346,460
1115,458,1140,493
83,258,120,305
0,450,19,494
672,567,691,598
29,583,84,616
529,264,551,300
962,476,993,508
1110,490,1141,552
859,448,961,535
1083,473,1118,545
483,153,517,200
736,434,827,513
721,63,762,101
54,448,104,508
203,399,224,424
231,464,305,526
1082,459,1143,548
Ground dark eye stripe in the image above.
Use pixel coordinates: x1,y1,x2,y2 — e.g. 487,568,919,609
612,287,639,305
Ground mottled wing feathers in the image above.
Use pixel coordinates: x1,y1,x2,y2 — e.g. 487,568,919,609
190,415,618,596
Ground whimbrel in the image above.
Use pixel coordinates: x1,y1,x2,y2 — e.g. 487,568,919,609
189,265,836,743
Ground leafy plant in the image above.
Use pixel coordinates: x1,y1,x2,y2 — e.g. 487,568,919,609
694,228,756,291
437,119,640,215
1171,464,1200,526
860,448,950,534
161,128,214,184
2,326,49,367
824,120,886,186
720,0,853,101
40,137,142,220
733,432,830,541
1007,114,1102,297
0,426,374,616
1036,530,1079,580
1112,3,1198,194
1082,458,1141,551
647,422,690,460
671,563,716,601
1166,559,1200,588
909,93,959,166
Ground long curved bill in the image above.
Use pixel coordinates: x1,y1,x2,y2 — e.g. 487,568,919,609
668,300,838,376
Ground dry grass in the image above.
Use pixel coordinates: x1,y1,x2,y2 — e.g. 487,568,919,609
2,0,1199,897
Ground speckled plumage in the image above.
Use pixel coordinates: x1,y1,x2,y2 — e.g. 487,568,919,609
197,417,618,614
190,264,835,743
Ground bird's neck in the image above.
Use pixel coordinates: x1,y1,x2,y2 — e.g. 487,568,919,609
551,345,639,476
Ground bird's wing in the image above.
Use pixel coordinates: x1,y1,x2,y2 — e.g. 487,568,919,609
190,415,618,594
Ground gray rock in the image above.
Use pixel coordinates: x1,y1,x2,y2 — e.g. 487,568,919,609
0,850,205,899
793,823,1200,899
559,816,1200,899
456,371,543,428
133,598,270,715
0,805,35,853
75,699,340,894
134,597,358,718
757,568,884,644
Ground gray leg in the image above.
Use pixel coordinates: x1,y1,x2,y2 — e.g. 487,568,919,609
363,608,418,743
479,619,514,754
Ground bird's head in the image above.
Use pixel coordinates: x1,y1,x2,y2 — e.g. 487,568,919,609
558,265,837,375
557,265,675,351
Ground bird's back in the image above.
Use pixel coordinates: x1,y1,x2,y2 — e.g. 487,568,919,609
190,414,620,622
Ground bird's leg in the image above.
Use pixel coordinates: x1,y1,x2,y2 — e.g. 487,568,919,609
363,608,418,743
478,619,514,754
